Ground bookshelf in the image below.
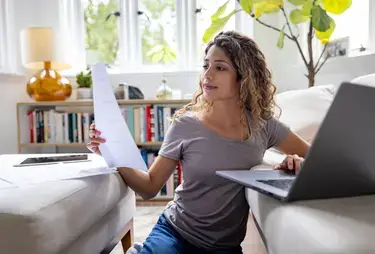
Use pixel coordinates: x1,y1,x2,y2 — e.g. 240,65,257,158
16,99,189,204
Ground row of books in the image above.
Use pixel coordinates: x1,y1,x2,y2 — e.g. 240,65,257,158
121,105,179,143
27,105,180,144
27,110,93,144
140,149,183,197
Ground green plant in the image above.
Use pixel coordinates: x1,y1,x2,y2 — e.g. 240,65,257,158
76,69,92,89
203,0,352,87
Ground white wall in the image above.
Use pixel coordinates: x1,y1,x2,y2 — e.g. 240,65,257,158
0,74,29,154
252,12,375,92
1,1,375,154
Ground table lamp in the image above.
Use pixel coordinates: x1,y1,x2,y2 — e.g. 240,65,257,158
20,27,72,101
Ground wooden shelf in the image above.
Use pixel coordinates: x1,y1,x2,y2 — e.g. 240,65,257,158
17,99,184,203
20,142,163,148
17,99,191,107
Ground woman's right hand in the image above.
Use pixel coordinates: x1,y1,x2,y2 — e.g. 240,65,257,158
87,123,106,156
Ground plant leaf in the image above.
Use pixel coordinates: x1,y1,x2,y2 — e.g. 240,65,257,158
211,0,230,21
311,5,331,32
277,26,285,48
203,10,237,43
163,53,171,63
147,44,164,56
315,16,335,44
290,9,309,24
322,0,351,14
288,0,308,6
240,0,253,14
151,50,164,63
301,0,313,16
254,0,283,18
167,48,177,60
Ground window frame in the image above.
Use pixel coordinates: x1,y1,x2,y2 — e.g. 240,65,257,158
118,0,195,72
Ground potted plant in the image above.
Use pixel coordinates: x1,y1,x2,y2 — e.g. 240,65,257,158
76,68,92,99
203,0,352,88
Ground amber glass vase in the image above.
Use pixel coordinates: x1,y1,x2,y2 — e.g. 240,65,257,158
26,61,72,101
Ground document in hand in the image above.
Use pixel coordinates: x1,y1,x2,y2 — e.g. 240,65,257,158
92,62,148,171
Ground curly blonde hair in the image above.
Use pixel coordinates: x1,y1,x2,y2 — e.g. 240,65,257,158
173,30,278,136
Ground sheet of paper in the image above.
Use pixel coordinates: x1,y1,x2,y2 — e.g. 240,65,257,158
92,62,148,171
0,160,117,187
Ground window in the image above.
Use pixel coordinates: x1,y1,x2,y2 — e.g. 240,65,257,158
78,0,242,71
83,0,121,67
329,0,369,51
139,0,177,65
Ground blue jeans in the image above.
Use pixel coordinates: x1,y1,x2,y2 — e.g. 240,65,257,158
139,214,242,254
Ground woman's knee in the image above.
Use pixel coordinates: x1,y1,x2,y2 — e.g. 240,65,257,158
139,214,184,254
139,240,182,254
139,232,183,254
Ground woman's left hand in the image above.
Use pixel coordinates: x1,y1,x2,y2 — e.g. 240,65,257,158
274,154,304,173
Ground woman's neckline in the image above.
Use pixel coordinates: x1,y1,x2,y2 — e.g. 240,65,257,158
189,111,252,143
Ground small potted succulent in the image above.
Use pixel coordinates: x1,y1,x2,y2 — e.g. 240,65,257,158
76,68,92,99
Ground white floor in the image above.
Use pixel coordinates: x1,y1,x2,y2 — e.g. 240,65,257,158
111,206,165,254
133,206,165,243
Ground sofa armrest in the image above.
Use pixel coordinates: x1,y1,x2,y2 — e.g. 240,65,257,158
246,188,375,254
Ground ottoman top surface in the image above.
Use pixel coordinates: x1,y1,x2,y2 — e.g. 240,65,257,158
0,153,130,253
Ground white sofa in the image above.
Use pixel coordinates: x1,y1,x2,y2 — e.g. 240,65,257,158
247,77,375,254
0,154,135,254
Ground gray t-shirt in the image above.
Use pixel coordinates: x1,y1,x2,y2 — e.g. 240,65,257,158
158,110,290,250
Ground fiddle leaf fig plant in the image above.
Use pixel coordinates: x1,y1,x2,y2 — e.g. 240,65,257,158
203,0,352,87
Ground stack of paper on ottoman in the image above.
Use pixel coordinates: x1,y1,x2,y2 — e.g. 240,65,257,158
0,153,135,254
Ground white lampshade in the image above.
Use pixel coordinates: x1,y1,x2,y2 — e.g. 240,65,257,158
20,27,71,70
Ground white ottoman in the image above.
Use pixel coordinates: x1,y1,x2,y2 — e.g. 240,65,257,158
0,154,136,254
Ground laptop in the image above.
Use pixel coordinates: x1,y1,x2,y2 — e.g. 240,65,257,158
216,82,375,202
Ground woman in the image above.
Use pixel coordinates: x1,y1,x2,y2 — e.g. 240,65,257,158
87,31,310,254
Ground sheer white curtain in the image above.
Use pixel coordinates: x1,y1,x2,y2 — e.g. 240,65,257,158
0,1,6,71
58,0,86,71
0,0,18,74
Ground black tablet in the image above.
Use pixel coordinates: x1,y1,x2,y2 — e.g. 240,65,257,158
15,154,89,167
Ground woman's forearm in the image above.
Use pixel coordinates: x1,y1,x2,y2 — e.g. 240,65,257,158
116,167,156,200
116,156,178,200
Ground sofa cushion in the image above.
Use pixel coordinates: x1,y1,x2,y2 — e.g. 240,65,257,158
351,73,375,87
0,154,131,254
258,149,286,168
274,85,336,143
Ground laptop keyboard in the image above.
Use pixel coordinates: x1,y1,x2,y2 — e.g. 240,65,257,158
258,179,294,191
